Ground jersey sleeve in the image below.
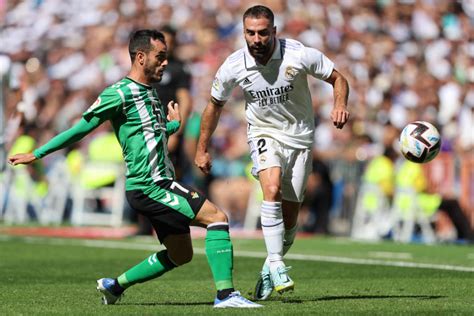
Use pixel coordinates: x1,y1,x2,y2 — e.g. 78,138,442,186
210,62,238,102
166,120,181,136
33,116,103,159
83,87,123,122
301,47,334,80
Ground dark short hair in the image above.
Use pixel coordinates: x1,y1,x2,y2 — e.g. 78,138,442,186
243,5,274,26
129,29,166,62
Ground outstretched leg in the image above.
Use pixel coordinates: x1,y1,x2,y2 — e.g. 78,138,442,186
97,234,191,305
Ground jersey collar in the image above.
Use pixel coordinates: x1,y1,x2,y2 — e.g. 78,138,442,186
244,38,282,69
125,76,153,89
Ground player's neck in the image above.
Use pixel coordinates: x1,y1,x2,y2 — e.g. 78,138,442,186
255,55,271,66
127,69,150,86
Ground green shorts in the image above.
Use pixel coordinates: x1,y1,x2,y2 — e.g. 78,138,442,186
126,180,206,243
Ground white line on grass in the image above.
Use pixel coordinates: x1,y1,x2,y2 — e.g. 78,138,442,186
2,235,474,272
368,251,413,260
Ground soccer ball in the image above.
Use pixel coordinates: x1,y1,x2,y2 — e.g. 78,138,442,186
399,121,441,163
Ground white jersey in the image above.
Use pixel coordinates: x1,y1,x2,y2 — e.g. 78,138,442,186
211,38,334,149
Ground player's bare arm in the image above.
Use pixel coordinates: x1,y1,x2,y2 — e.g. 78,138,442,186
325,69,350,129
195,96,225,174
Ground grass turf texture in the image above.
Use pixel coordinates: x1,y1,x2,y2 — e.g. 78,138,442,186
0,235,473,315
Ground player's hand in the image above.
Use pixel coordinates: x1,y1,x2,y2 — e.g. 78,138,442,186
331,105,349,129
8,153,37,166
167,101,181,123
195,150,212,175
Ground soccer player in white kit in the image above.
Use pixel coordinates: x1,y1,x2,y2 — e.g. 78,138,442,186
195,5,350,300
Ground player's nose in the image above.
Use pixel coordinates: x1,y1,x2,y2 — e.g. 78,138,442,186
253,34,262,43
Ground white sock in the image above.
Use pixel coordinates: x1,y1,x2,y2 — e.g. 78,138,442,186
264,224,298,268
260,201,284,270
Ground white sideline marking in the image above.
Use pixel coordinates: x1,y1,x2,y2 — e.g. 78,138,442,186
368,251,413,260
1,235,474,272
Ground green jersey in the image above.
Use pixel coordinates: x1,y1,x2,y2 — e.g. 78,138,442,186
84,77,180,190
34,77,180,191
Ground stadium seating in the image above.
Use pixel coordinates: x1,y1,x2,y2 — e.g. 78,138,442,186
69,133,125,227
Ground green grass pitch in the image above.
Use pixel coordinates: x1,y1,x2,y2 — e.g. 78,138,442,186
0,235,473,315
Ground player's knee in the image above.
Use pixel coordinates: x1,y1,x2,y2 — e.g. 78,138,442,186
169,248,193,266
211,209,228,224
195,201,229,226
205,205,228,224
179,250,193,265
265,184,281,199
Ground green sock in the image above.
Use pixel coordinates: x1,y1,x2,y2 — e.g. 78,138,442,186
205,224,234,291
117,250,176,289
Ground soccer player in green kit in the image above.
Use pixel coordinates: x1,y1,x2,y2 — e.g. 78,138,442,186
8,29,261,309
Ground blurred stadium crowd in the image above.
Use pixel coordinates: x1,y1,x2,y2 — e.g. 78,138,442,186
0,0,473,241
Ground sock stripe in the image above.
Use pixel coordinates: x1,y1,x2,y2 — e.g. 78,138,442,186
208,222,229,227
207,222,229,231
261,220,284,228
147,253,158,265
262,200,282,207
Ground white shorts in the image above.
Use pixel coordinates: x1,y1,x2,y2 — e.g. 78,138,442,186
248,137,312,202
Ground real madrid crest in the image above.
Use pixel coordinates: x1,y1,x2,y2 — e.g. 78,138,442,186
285,66,297,80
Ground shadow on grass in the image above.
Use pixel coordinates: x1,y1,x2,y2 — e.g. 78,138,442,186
120,301,213,306
119,295,445,306
280,295,446,304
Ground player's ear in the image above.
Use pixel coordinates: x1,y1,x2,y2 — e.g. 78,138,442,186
136,51,145,66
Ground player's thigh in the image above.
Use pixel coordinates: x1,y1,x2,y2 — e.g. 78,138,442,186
248,137,284,178
281,148,312,203
258,167,283,199
249,137,284,199
163,233,193,265
192,200,228,227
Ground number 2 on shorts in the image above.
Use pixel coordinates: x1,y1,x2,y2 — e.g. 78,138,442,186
257,138,267,155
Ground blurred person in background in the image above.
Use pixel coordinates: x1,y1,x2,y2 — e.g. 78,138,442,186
8,29,260,308
195,5,349,301
151,24,192,178
301,157,333,235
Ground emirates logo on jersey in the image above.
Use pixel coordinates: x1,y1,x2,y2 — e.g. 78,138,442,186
285,66,297,80
248,84,294,107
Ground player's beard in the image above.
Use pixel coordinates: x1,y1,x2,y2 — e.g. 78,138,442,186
144,61,162,83
248,37,274,62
